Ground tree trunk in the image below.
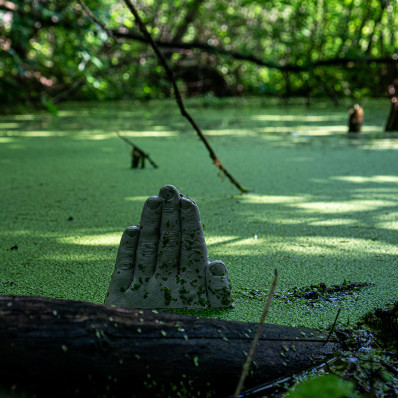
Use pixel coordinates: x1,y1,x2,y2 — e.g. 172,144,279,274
0,295,339,397
348,104,364,133
385,97,398,131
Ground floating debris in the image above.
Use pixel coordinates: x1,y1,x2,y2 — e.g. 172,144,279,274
239,281,373,306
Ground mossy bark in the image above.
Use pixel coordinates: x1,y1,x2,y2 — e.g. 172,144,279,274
0,295,339,396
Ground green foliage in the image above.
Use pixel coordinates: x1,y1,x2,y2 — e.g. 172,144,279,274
284,375,359,398
363,300,398,339
0,0,397,106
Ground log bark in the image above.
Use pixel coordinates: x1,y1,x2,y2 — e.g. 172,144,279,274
0,296,339,397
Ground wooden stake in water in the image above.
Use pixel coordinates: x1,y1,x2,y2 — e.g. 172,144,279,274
234,269,278,398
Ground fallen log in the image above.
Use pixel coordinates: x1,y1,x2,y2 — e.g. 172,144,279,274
0,296,339,397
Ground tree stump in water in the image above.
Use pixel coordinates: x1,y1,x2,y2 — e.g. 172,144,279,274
0,295,339,397
348,104,364,133
385,97,398,131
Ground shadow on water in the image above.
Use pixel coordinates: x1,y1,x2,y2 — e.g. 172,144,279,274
1,98,397,326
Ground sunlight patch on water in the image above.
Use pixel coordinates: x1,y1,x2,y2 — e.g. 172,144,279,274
295,125,347,134
260,125,347,134
333,175,398,184
359,140,398,150
274,218,316,225
375,211,398,230
73,133,115,140
308,219,358,226
8,131,66,137
302,130,339,136
120,130,177,137
279,236,398,255
58,233,120,246
293,200,396,213
361,125,384,132
0,122,20,128
251,114,344,122
239,194,309,204
125,196,154,202
0,137,15,143
224,237,263,246
204,129,256,136
71,130,177,139
10,114,39,121
208,234,398,257
259,127,293,133
206,235,240,246
376,221,398,231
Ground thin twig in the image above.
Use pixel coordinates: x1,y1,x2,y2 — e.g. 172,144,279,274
234,269,278,398
122,0,247,193
78,0,247,192
323,308,341,346
77,0,119,42
78,0,159,169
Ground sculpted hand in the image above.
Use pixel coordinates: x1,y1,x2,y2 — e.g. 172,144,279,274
105,185,233,309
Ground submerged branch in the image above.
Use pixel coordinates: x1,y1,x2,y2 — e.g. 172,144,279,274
116,132,158,169
234,269,278,397
77,0,118,41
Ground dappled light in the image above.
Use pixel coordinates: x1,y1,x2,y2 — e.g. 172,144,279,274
1,1,398,393
251,114,344,122
6,130,68,138
239,194,309,204
293,199,396,213
206,235,241,247
125,195,155,202
333,175,398,183
1,99,398,330
58,233,121,246
308,219,357,226
0,122,19,129
0,137,15,144
0,98,394,145
119,130,178,137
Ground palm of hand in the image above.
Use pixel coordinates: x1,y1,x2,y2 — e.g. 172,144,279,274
105,185,233,309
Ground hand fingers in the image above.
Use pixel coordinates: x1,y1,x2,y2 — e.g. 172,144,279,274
206,260,234,308
179,196,208,284
134,196,162,281
105,225,139,305
156,185,181,276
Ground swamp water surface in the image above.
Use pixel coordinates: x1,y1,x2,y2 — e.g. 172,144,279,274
0,98,397,328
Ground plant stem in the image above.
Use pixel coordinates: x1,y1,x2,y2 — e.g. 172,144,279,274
234,269,278,398
323,308,341,346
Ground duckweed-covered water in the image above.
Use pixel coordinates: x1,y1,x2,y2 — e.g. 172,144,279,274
1,98,397,328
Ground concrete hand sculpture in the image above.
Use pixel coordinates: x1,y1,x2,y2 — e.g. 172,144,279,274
105,185,233,309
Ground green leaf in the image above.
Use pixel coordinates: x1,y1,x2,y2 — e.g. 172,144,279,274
91,56,103,69
285,375,361,398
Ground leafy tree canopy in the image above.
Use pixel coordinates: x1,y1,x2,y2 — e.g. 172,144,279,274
0,0,397,107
